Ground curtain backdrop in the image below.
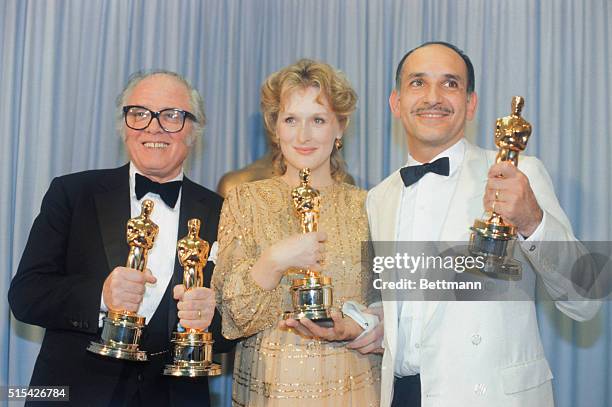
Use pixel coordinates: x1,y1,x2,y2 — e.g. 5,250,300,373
2,1,610,406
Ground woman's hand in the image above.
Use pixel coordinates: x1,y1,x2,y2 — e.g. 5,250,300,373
250,231,327,290
278,311,364,341
268,231,327,271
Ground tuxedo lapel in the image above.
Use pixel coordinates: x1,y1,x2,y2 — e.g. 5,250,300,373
369,173,405,406
94,165,131,273
369,172,404,372
167,177,213,334
375,171,404,241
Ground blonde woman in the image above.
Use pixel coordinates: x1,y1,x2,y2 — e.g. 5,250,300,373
213,59,381,406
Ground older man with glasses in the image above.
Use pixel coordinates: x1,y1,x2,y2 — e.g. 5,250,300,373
9,70,233,406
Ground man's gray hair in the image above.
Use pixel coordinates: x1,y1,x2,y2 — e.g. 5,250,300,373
116,69,206,145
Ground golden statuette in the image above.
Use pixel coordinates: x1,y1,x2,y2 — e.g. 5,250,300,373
292,168,322,235
177,218,208,290
284,168,334,326
88,199,159,361
494,96,532,166
164,219,221,377
469,96,532,279
125,199,158,272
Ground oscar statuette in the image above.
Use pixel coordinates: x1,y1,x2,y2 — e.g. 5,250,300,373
164,218,221,377
88,199,159,361
283,168,334,327
469,96,533,279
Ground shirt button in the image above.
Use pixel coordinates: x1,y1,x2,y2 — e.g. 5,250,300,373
414,343,420,349
529,244,536,252
137,373,144,382
471,334,482,345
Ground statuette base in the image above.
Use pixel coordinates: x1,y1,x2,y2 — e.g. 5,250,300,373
163,362,222,377
163,331,221,377
87,311,147,361
285,275,334,327
87,341,148,362
469,224,522,280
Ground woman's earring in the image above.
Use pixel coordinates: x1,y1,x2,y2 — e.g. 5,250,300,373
335,138,343,150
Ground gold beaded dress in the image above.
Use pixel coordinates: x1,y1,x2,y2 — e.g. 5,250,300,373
212,177,381,406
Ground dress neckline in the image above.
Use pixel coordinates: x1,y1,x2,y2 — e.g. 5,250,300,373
272,176,343,193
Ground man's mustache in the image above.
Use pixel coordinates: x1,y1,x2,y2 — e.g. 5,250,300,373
411,104,453,114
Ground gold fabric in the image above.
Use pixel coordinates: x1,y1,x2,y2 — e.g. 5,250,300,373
213,177,381,406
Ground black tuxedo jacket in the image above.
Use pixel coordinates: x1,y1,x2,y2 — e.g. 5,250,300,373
9,164,233,406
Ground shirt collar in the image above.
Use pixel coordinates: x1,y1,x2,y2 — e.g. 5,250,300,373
129,162,184,182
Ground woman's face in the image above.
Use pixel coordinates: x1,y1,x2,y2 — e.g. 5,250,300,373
276,86,342,186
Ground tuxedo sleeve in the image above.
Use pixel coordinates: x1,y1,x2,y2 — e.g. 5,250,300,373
8,177,103,334
519,157,600,321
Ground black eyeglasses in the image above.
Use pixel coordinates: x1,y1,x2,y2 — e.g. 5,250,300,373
123,105,197,133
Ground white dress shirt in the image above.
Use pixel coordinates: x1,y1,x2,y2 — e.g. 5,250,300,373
100,163,182,325
394,139,465,376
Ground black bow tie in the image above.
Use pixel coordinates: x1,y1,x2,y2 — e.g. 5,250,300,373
135,173,182,208
400,157,450,187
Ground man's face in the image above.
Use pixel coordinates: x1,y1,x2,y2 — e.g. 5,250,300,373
389,44,478,161
123,74,193,182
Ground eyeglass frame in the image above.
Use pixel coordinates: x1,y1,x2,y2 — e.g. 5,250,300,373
122,105,198,133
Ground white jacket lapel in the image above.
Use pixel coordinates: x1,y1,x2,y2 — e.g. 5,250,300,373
370,171,404,242
367,171,403,404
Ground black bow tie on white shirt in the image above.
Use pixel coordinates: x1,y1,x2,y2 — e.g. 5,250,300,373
135,173,183,208
400,157,450,187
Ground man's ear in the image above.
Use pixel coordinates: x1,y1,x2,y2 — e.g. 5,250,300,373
466,91,478,121
389,89,401,118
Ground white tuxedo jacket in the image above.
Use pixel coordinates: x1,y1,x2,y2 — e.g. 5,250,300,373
367,141,598,407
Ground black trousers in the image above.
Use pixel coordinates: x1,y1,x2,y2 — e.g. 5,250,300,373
391,374,421,407
110,283,172,407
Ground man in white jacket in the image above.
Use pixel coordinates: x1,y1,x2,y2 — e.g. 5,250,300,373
359,42,599,407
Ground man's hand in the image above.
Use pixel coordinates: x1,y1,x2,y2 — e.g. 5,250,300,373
173,285,215,330
347,306,384,354
102,267,156,312
484,162,543,237
279,311,363,341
